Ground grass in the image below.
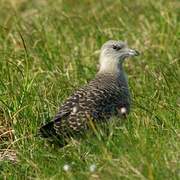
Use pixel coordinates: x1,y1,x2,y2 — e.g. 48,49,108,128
0,0,179,179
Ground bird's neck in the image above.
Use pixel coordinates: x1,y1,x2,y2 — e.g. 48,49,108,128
98,56,122,75
98,56,128,86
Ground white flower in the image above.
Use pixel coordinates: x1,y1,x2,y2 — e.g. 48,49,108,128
89,164,96,172
63,164,71,172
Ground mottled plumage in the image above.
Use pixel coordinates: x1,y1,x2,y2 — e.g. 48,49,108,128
39,40,139,144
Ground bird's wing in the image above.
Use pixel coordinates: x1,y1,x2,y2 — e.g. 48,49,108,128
40,74,130,138
53,86,90,134
53,79,121,135
52,87,87,122
38,87,87,138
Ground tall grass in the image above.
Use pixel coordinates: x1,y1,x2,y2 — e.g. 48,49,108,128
0,0,179,179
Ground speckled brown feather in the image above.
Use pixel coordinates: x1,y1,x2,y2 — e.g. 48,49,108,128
39,73,130,139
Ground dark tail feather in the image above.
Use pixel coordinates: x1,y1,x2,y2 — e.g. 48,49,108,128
38,121,67,147
38,121,57,138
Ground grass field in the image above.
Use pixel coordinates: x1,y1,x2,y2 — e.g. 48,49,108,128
0,0,179,179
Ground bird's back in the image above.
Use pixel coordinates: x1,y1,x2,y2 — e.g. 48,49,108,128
39,73,131,139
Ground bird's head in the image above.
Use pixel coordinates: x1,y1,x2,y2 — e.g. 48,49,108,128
98,40,139,74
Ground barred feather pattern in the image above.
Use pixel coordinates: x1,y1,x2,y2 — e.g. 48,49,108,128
47,72,131,137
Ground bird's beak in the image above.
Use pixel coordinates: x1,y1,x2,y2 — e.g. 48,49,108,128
127,49,140,56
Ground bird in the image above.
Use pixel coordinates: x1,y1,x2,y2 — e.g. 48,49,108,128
39,40,139,145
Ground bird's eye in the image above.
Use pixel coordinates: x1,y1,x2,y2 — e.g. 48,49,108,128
112,45,121,50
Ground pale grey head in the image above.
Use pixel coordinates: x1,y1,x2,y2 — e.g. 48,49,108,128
98,40,139,74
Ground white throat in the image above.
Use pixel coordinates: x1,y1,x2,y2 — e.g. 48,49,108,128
98,55,121,74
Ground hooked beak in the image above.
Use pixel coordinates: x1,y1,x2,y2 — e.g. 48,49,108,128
127,49,140,56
